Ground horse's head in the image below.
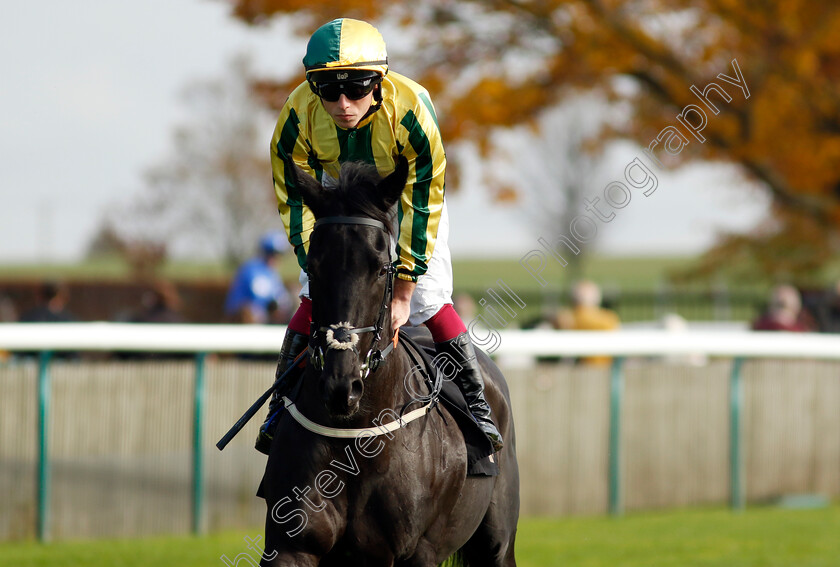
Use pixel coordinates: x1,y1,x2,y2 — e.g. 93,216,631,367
294,157,409,418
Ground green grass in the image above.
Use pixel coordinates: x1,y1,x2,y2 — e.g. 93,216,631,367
453,255,703,292
0,258,234,284
4,252,839,292
0,255,773,323
0,255,710,291
2,506,839,567
517,506,840,567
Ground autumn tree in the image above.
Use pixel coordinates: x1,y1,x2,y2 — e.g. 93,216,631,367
229,0,840,281
485,95,617,281
86,222,168,281
102,54,279,267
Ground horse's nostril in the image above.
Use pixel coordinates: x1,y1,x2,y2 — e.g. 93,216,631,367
349,379,364,401
322,376,364,416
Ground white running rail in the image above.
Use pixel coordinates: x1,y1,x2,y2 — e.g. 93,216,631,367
2,323,840,359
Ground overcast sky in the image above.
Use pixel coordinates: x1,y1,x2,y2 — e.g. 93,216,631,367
0,1,770,264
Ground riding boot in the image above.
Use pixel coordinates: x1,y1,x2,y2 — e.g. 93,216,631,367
255,328,310,455
435,332,504,452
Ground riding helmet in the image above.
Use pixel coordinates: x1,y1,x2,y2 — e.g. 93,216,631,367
303,18,388,87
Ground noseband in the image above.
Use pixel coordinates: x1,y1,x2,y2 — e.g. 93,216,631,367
308,216,398,380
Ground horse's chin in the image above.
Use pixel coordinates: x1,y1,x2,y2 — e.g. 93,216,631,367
326,400,361,422
328,407,360,423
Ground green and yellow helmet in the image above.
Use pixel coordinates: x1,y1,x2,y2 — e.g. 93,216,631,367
303,18,388,86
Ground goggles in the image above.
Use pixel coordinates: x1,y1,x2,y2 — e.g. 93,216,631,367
313,78,379,102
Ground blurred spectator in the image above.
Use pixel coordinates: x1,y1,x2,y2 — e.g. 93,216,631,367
130,281,185,324
113,281,189,360
556,280,620,366
19,281,76,323
0,293,17,322
224,231,292,324
752,284,814,332
561,280,621,331
812,280,840,333
453,292,477,321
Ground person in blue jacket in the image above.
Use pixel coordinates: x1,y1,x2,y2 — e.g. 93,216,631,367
224,232,292,324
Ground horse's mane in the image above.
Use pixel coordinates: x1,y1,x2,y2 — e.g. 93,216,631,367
329,161,396,237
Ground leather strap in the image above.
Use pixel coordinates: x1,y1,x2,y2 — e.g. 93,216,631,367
314,216,387,231
282,396,432,438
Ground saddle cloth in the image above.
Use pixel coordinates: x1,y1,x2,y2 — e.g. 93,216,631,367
398,328,499,477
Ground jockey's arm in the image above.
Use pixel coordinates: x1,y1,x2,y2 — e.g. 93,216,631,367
391,91,444,331
270,86,320,272
394,90,446,284
391,278,416,331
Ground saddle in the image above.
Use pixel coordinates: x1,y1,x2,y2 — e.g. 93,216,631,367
398,328,499,477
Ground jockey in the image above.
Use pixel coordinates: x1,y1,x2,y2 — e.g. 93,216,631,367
256,18,503,454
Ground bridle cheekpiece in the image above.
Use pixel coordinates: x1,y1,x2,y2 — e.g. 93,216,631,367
308,216,398,380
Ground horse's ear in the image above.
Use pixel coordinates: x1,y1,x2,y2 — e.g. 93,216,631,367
378,155,409,210
291,164,327,217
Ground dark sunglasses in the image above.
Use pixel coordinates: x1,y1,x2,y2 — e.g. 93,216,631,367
315,79,378,102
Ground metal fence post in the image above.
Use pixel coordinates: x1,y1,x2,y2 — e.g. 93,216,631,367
192,352,207,535
608,356,625,517
37,350,53,542
729,356,745,511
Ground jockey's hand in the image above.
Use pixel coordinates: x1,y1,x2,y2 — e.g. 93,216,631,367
391,278,416,332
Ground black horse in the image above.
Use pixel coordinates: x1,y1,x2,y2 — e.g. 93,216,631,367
260,158,519,566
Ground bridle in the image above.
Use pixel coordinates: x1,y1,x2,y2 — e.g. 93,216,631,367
285,214,438,439
307,216,398,380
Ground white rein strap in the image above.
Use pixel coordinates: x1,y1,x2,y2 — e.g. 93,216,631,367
282,396,433,439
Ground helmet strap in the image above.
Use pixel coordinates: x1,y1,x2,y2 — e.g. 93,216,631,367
358,83,383,122
307,80,319,97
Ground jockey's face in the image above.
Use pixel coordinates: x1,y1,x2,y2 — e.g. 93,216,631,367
322,90,375,129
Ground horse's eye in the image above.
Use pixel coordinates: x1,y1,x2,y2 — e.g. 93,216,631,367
378,265,388,277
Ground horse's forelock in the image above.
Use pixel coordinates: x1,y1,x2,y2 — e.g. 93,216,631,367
329,162,396,236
